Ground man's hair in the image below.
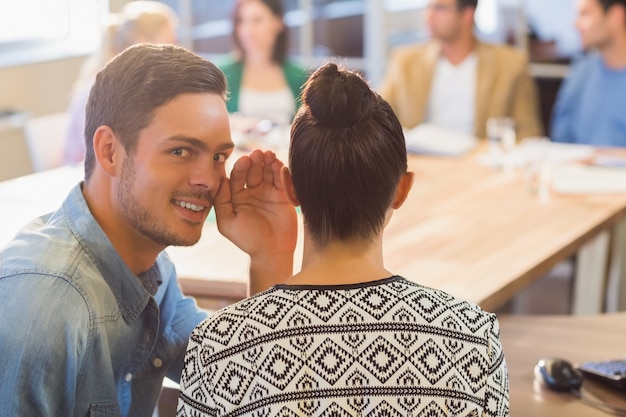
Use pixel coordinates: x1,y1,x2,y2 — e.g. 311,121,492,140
458,0,478,10
289,63,408,247
597,0,626,12
232,0,288,64
84,44,227,180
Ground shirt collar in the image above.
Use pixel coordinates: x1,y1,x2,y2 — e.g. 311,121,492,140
62,183,159,322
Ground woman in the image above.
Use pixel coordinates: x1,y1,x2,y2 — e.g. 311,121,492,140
219,0,309,125
177,62,510,417
63,1,178,164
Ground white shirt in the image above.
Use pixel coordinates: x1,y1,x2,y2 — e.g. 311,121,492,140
426,53,477,136
238,87,295,125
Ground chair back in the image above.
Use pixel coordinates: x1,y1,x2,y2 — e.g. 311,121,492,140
0,119,34,181
24,112,69,172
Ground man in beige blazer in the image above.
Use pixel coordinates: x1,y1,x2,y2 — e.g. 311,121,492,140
379,0,543,140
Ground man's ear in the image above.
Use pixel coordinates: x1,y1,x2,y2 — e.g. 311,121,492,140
392,171,415,209
462,6,476,27
92,126,124,177
280,166,300,207
607,4,626,31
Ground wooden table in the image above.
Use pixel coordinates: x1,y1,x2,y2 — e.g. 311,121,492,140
2,148,626,313
499,312,626,416
168,148,626,314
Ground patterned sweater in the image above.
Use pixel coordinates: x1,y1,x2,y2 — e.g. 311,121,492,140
177,276,509,417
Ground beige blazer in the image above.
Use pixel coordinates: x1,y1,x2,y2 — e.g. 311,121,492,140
378,40,544,140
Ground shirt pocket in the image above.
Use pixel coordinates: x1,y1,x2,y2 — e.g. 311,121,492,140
136,325,184,380
88,402,121,417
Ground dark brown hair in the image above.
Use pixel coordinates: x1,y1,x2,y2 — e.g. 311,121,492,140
290,63,408,247
84,44,227,180
458,0,478,10
598,0,626,14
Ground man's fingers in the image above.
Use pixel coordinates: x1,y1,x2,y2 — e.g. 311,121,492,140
261,150,279,188
244,149,265,189
231,150,280,192
229,154,251,193
268,153,286,189
213,176,233,231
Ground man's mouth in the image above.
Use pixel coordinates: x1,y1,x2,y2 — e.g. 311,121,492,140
173,200,206,212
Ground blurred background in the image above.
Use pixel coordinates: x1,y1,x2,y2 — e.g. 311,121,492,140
0,0,579,124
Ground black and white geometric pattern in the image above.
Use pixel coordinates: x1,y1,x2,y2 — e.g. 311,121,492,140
177,276,509,417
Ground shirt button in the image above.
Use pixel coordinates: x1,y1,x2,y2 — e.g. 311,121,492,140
125,373,133,382
153,358,163,368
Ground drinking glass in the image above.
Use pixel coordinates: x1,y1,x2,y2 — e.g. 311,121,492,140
521,136,552,201
487,117,516,173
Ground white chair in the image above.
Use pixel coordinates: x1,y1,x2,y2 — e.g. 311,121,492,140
24,112,69,172
0,119,34,181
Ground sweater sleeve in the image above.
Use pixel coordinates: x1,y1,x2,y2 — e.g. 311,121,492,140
483,315,510,417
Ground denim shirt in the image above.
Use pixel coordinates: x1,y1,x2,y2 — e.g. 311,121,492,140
0,184,208,417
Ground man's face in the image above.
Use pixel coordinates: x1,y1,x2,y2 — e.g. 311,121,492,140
115,93,234,249
576,0,613,50
425,0,465,42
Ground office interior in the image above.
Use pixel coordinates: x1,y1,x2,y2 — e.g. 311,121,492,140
0,0,585,315
4,1,626,416
0,0,578,123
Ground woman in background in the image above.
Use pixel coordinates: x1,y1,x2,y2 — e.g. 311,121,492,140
219,0,309,126
63,1,178,164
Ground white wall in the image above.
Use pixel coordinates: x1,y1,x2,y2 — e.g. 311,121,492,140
0,56,85,116
0,0,127,117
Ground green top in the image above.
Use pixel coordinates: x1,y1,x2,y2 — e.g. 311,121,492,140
216,56,310,114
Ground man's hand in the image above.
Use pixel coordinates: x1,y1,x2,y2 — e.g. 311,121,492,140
214,149,297,294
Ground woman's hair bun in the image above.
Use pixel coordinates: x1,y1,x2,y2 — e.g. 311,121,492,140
302,62,377,129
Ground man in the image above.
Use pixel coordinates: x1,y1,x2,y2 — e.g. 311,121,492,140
551,0,626,146
379,0,543,140
0,44,296,416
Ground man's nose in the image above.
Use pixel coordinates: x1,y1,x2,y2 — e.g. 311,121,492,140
189,160,221,189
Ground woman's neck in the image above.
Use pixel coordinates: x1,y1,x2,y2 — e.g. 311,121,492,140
285,233,392,286
243,50,275,67
241,55,286,90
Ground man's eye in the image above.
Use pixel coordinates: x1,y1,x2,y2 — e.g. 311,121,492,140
172,148,190,157
214,153,227,163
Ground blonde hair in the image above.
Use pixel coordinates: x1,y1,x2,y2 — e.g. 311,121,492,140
76,1,179,87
